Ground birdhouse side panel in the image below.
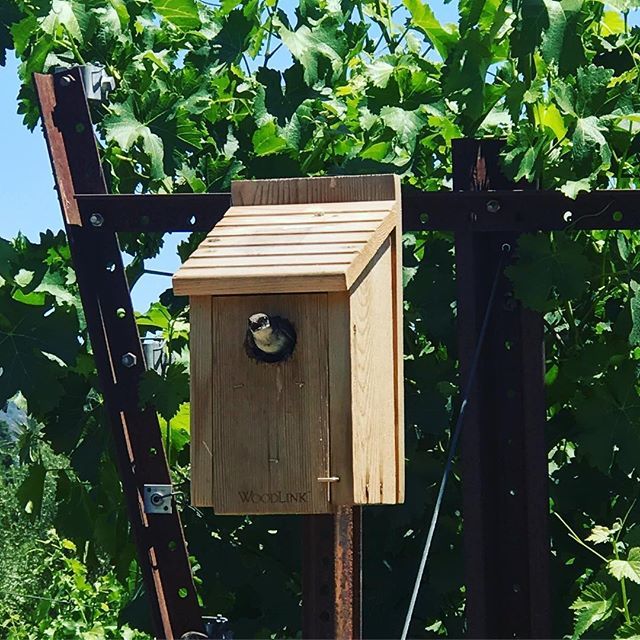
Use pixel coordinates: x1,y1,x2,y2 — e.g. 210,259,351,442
349,239,399,504
210,293,331,515
190,296,214,507
327,291,354,506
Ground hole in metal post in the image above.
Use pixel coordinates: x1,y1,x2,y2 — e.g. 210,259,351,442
116,308,126,319
189,215,197,225
420,212,429,225
613,210,623,222
178,587,188,599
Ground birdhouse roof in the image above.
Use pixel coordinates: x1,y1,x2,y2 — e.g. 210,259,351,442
172,198,400,296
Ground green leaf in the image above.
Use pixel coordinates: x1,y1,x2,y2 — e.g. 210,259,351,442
276,17,346,86
402,0,457,59
16,462,46,519
542,0,585,73
616,616,640,639
570,582,617,640
366,60,395,89
575,65,614,117
586,523,621,544
572,116,611,177
252,121,288,156
103,99,165,181
630,291,640,346
506,233,592,312
608,548,640,584
380,106,425,145
151,0,200,30
138,363,190,422
574,362,640,473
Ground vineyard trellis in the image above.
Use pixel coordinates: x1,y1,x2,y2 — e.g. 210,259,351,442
33,65,640,639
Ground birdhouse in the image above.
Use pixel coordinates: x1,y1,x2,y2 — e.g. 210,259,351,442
173,175,404,514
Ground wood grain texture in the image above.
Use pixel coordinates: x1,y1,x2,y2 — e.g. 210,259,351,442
390,175,405,502
209,294,331,514
349,240,397,504
174,272,346,296
327,292,354,505
201,233,374,247
232,175,399,205
173,181,399,297
191,243,366,257
190,297,214,506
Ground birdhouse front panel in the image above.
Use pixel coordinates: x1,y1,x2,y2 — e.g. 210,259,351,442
175,174,404,515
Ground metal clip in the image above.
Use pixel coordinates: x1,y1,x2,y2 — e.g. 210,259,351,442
317,476,340,483
81,63,116,102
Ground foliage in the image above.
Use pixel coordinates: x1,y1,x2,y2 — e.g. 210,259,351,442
2,0,640,637
0,411,149,639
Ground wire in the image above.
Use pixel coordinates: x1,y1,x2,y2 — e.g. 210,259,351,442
400,243,510,640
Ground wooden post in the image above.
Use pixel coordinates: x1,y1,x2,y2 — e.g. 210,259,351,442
453,139,551,638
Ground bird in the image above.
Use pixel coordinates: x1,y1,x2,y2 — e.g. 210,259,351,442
245,312,296,363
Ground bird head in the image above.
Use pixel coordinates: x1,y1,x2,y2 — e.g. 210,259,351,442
248,313,271,333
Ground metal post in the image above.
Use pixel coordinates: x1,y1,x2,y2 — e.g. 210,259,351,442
303,506,362,639
34,68,204,639
453,139,551,638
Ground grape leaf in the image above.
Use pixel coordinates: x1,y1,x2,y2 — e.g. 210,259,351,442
608,548,640,584
572,116,611,177
402,0,458,59
138,363,189,422
16,462,46,519
103,99,165,181
151,0,200,30
506,233,592,312
570,582,617,640
616,616,640,639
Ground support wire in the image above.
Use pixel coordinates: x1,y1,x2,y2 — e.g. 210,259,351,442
400,244,510,640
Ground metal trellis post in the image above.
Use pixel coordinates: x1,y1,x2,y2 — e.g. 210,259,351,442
34,68,205,640
453,139,551,638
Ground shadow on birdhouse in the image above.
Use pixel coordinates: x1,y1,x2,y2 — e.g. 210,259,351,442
173,175,404,514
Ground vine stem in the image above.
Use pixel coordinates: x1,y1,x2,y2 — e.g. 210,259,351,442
553,512,608,563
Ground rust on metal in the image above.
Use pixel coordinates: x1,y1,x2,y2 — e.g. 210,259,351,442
303,507,362,639
33,68,204,640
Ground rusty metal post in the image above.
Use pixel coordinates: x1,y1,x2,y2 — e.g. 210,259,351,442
303,506,362,639
453,139,551,638
34,68,204,639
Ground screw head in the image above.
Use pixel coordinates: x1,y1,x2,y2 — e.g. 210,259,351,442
121,352,137,368
89,213,104,227
486,199,501,213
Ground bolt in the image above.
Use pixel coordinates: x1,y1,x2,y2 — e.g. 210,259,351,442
121,352,137,368
89,213,104,227
150,492,165,506
60,74,75,87
486,199,501,213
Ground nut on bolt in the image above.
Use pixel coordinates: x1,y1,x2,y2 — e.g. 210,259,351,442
486,199,501,213
121,352,137,368
89,213,104,227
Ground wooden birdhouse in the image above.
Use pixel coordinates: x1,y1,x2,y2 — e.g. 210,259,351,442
173,175,404,514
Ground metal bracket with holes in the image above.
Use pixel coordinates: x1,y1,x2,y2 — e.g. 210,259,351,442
144,484,174,514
